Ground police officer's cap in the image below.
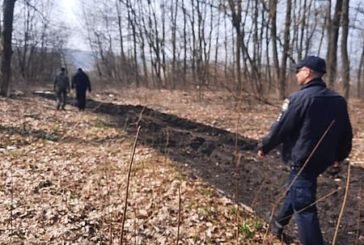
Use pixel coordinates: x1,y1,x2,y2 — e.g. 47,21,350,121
295,56,326,74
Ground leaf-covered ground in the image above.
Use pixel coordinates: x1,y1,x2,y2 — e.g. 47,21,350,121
1,88,363,244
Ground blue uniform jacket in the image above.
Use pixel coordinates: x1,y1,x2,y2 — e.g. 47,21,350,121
258,78,352,176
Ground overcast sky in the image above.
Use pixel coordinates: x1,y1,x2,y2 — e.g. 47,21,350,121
56,0,364,57
58,0,88,50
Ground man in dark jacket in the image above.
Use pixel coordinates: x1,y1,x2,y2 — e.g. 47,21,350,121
257,56,352,245
71,68,91,111
54,67,70,110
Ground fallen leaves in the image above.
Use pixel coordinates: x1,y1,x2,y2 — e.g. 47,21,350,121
3,91,350,244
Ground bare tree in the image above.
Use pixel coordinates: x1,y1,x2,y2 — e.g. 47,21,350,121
70,0,364,99
326,0,343,87
181,0,187,87
128,0,140,87
228,0,243,94
269,0,280,95
170,0,179,88
278,0,292,99
341,0,350,99
0,0,17,96
358,45,364,98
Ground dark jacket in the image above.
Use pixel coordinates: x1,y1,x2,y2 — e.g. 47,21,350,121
258,78,352,176
72,70,91,92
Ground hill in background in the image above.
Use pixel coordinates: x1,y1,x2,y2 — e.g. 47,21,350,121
64,48,95,71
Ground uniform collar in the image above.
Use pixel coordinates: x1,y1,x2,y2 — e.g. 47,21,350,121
300,78,326,90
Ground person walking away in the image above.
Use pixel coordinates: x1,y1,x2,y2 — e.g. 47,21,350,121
256,56,353,245
54,67,70,110
72,68,91,111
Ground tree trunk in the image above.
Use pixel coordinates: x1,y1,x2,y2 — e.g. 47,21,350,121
214,7,221,87
270,0,280,95
228,0,242,94
326,0,343,88
182,0,187,88
0,0,17,97
341,0,350,99
357,45,364,98
278,0,292,99
115,0,126,84
170,0,178,89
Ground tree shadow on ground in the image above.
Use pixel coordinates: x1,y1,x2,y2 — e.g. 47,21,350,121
34,92,363,244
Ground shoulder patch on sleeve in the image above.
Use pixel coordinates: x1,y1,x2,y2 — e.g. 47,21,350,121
281,98,290,112
276,98,290,122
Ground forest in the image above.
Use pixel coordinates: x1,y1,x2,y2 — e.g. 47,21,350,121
0,0,363,244
0,0,364,98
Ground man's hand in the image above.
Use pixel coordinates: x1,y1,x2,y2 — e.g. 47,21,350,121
327,161,341,176
257,149,265,159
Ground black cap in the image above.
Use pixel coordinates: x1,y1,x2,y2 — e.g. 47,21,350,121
295,56,326,73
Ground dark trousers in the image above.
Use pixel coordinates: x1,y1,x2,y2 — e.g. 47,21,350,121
276,172,324,245
76,89,87,110
55,89,67,110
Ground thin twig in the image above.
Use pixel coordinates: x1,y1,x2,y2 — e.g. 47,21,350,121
278,189,339,222
103,150,113,244
250,176,266,209
332,163,352,245
10,161,14,240
176,184,182,245
134,208,137,245
120,126,141,245
235,153,242,244
136,107,146,126
355,183,361,245
165,127,170,164
108,226,113,245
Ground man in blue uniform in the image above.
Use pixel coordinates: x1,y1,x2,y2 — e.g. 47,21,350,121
72,68,91,111
257,56,352,245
